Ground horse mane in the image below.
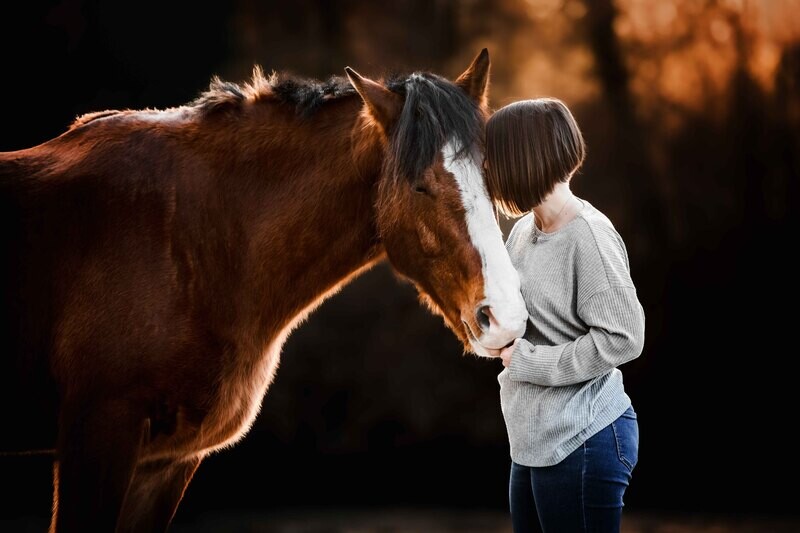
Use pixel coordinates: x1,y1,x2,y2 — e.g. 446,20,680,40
193,66,483,181
383,72,483,182
71,66,484,182
192,65,358,118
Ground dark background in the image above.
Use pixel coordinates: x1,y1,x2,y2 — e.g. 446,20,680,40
2,0,798,530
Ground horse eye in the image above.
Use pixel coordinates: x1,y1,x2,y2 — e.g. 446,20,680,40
414,184,429,195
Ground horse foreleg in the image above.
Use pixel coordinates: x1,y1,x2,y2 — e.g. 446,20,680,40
50,403,148,533
116,455,203,533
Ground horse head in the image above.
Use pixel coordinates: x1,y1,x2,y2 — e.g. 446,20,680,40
345,50,528,356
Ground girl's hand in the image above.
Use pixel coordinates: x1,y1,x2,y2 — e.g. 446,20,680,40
499,338,520,368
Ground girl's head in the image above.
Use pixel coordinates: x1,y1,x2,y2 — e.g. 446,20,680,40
484,98,586,216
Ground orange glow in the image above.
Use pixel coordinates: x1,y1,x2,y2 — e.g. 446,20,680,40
453,0,797,135
607,0,800,130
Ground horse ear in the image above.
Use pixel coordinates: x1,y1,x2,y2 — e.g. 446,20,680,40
345,67,402,133
455,48,490,108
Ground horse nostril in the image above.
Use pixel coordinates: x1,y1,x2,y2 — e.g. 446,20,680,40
476,305,492,331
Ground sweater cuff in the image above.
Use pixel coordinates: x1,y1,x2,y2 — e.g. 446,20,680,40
508,338,551,383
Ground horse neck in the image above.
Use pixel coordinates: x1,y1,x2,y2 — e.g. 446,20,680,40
192,100,386,340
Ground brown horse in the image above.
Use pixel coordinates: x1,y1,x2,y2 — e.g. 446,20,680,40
0,49,527,532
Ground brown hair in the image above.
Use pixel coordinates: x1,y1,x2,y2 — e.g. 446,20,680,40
484,98,586,216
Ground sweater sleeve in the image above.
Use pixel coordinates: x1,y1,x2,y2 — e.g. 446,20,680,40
508,286,645,386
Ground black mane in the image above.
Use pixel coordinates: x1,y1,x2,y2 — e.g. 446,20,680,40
270,76,357,116
191,67,358,117
385,72,483,182
193,67,483,181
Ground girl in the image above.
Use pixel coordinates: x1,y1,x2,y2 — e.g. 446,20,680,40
483,98,645,532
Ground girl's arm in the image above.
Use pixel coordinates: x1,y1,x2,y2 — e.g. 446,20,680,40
508,285,645,386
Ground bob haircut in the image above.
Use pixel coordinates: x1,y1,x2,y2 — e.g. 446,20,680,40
484,98,586,216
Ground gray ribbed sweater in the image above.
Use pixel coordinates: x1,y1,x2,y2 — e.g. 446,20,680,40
498,198,645,467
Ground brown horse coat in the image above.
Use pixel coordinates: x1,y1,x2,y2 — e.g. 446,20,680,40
1,49,526,532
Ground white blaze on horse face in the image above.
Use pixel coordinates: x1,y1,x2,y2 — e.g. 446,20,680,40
442,141,528,356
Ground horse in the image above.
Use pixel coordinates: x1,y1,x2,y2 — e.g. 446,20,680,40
0,48,527,532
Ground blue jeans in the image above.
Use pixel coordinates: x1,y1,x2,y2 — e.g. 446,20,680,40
509,406,639,532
